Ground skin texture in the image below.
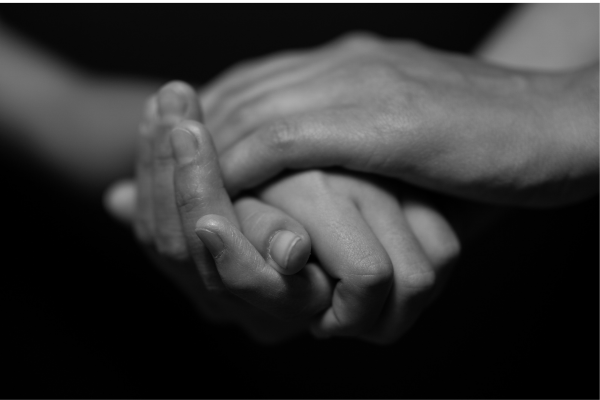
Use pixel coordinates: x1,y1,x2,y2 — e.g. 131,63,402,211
198,33,598,208
133,82,333,343
124,81,461,344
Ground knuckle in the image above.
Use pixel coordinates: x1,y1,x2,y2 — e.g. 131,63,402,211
261,119,298,153
338,31,381,49
352,254,394,289
174,178,213,214
351,60,398,87
176,193,206,214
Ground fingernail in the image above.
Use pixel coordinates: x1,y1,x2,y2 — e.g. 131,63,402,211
195,228,225,259
170,128,197,164
157,87,187,121
269,230,301,271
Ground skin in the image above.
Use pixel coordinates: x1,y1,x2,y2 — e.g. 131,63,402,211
197,33,598,208
108,8,599,344
133,82,331,343
124,81,460,344
0,6,595,344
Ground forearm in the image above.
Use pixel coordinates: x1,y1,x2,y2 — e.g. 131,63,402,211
546,64,599,201
474,5,598,206
476,4,599,70
0,23,158,191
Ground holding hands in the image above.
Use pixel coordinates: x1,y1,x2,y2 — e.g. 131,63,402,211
110,80,460,344
205,33,597,207
108,32,596,344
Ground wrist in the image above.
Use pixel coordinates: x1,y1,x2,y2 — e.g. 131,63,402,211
531,65,599,205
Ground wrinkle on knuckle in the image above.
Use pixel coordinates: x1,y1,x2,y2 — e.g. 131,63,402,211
261,119,298,153
175,190,209,214
348,254,394,290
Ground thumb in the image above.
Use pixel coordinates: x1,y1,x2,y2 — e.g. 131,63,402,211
195,214,331,320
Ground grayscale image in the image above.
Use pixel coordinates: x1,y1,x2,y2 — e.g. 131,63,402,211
0,4,597,398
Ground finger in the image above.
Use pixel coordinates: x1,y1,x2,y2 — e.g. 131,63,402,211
336,178,437,345
208,54,348,145
211,79,350,154
171,121,332,315
401,195,461,309
202,50,305,117
195,214,331,319
258,171,393,337
104,179,136,224
151,81,203,259
134,96,158,244
402,196,461,270
203,32,376,126
169,119,236,290
234,197,311,275
211,86,321,154
219,109,375,196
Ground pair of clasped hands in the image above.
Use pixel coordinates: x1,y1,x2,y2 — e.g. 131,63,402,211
124,80,457,345
109,34,596,344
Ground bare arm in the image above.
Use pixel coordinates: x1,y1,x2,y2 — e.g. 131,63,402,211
0,20,159,191
477,4,598,70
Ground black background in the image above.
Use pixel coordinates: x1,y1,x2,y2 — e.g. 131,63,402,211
0,5,597,398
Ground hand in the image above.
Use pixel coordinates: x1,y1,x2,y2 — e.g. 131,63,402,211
107,81,461,344
129,82,333,343
252,169,461,343
200,32,598,207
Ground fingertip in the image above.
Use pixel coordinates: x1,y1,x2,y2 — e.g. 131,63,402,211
160,80,196,99
104,180,136,224
269,230,309,275
158,81,203,122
